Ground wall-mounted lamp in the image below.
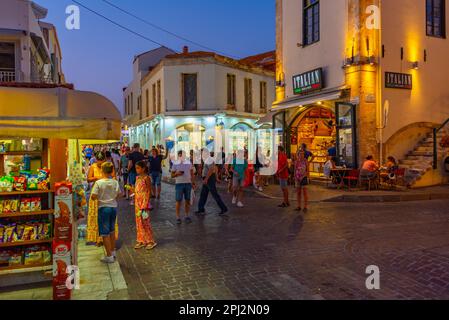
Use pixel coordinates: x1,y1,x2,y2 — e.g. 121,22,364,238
412,61,419,70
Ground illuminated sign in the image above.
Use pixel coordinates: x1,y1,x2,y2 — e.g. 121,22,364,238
385,72,412,90
293,68,323,95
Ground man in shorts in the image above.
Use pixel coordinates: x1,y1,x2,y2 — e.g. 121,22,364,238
171,151,196,225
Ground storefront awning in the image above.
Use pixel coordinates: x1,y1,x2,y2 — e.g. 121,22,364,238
0,86,122,140
270,87,346,112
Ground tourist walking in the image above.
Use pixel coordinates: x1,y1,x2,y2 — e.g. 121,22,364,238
171,151,196,225
90,162,121,263
86,152,118,246
196,150,228,216
120,147,130,199
231,149,248,208
127,143,145,205
132,161,157,250
148,147,168,199
276,146,290,208
294,148,310,212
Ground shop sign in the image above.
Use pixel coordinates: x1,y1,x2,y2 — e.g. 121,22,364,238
385,72,412,90
293,68,323,95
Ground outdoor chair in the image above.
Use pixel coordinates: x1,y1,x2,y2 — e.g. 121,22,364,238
343,169,360,191
359,170,379,191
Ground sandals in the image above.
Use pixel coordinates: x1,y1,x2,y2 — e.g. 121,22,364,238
146,243,158,250
278,203,290,208
134,243,146,250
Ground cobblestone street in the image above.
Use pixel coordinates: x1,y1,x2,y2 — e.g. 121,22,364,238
114,183,449,300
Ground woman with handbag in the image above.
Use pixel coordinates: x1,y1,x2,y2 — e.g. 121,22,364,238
133,161,157,250
294,148,310,213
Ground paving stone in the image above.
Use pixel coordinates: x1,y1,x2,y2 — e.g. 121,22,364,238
114,183,449,300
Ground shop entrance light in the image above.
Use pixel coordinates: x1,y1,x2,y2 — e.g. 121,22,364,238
412,61,419,70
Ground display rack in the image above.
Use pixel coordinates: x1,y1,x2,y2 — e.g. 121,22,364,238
0,141,54,277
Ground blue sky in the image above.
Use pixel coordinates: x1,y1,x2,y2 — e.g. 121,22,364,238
37,0,275,113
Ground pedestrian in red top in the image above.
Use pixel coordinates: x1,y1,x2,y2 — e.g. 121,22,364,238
276,146,290,208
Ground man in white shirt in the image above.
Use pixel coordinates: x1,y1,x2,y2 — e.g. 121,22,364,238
171,150,196,225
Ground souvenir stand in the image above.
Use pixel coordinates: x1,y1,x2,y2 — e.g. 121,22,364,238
0,85,121,298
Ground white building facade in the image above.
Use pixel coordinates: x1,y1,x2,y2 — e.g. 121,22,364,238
125,47,276,172
0,0,65,84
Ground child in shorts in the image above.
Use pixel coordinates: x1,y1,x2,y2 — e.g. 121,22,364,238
91,162,121,264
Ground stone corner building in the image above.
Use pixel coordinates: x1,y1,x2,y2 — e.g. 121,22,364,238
274,0,449,186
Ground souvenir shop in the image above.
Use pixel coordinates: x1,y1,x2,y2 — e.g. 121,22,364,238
0,85,121,299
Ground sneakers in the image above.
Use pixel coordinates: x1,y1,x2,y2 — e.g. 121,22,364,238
185,217,192,224
237,201,244,208
258,187,263,192
100,256,115,264
112,250,117,258
232,196,237,204
176,219,182,225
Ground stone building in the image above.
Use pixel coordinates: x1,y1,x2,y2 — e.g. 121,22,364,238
273,0,449,185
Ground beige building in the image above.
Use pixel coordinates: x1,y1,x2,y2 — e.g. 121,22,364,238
124,46,276,163
274,0,449,186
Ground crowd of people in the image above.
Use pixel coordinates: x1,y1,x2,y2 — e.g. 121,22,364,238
81,140,407,264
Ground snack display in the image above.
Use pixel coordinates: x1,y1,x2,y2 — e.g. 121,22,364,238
0,245,51,268
0,221,51,244
0,197,41,214
0,168,50,193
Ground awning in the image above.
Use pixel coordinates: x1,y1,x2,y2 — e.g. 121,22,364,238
271,87,346,112
0,86,122,140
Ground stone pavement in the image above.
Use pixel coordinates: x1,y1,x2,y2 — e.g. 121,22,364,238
250,182,449,203
0,240,129,300
115,182,449,300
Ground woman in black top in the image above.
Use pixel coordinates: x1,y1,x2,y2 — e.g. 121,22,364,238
148,148,168,199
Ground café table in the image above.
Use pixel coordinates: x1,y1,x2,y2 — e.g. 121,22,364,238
330,168,353,189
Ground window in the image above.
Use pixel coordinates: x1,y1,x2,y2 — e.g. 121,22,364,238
260,81,267,113
0,42,16,82
124,98,127,115
145,89,149,117
127,95,130,115
244,78,253,113
303,0,320,46
427,0,446,38
227,74,236,107
131,92,134,114
182,74,197,111
157,80,162,114
138,95,142,119
152,83,157,114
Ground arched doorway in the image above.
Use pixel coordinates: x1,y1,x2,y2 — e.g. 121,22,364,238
228,122,254,154
289,106,336,178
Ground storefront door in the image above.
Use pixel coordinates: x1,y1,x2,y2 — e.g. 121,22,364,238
335,102,357,168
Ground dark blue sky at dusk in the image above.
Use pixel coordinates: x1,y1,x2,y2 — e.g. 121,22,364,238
37,0,275,114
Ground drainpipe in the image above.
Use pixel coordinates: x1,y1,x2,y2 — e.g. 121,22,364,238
377,0,384,164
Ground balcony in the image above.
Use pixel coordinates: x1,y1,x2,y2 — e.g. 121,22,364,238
0,69,16,82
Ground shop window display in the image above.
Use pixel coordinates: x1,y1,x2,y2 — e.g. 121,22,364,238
290,108,336,178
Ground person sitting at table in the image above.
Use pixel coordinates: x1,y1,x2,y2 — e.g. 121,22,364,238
361,155,379,178
323,156,337,179
385,156,399,172
381,156,399,182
